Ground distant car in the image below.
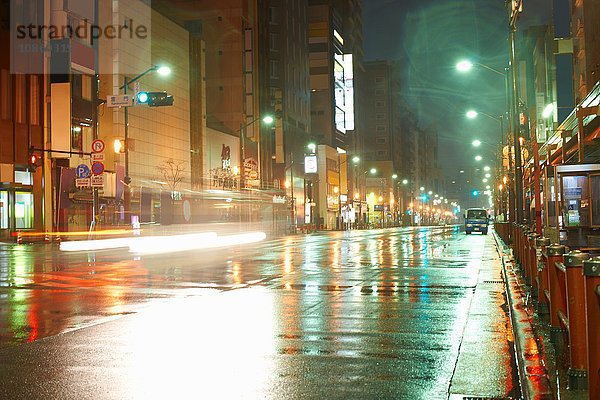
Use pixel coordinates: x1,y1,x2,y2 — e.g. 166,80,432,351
465,208,488,235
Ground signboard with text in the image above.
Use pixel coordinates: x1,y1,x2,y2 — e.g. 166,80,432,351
305,155,317,174
91,174,104,187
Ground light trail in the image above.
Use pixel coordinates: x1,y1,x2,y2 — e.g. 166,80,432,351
59,231,267,255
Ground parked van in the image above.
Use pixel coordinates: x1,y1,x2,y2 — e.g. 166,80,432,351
465,208,489,235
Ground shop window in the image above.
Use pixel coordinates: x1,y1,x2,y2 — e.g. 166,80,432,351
72,125,83,151
15,191,33,229
0,191,7,229
562,175,589,227
14,171,32,185
590,175,600,226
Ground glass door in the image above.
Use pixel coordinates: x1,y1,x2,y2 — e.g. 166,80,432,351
14,191,33,229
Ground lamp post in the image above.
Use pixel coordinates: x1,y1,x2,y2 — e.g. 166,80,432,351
352,157,360,226
457,58,517,223
336,147,347,230
119,65,171,224
239,115,274,190
238,115,274,224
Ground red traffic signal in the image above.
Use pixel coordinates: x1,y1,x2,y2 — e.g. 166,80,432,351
28,147,42,172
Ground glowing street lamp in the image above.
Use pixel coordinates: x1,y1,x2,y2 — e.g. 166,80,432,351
456,60,473,72
466,110,478,119
475,155,482,161
472,140,481,147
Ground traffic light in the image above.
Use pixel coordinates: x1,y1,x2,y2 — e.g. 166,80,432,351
136,91,174,107
28,146,42,172
472,190,479,197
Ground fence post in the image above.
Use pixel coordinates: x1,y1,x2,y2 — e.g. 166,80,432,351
536,237,551,313
563,250,590,389
546,243,566,343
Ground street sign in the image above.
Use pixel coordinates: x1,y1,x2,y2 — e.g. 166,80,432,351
91,153,105,162
91,174,104,187
75,178,91,187
91,162,105,175
91,139,105,153
305,155,317,173
75,164,91,179
106,94,134,108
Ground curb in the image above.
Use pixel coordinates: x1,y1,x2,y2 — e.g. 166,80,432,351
492,230,554,400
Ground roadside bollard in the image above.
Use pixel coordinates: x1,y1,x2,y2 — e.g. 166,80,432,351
546,243,567,343
582,257,600,399
563,250,590,389
536,237,551,312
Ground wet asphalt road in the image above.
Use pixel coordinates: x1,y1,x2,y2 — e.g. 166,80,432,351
0,226,519,399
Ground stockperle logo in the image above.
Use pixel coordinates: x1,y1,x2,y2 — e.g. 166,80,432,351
10,0,152,74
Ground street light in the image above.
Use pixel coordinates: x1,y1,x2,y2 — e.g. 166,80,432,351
370,168,377,175
456,59,505,77
402,179,408,185
472,140,481,147
475,155,482,161
119,64,171,224
466,110,478,119
336,147,346,230
484,166,491,172
352,156,360,164
239,114,275,189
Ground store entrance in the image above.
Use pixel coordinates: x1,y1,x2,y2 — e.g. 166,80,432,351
0,186,34,240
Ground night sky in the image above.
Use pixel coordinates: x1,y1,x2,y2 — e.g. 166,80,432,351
363,0,552,195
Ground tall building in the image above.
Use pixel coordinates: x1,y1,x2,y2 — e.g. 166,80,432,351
361,60,403,225
307,0,362,229
257,0,311,226
0,0,45,238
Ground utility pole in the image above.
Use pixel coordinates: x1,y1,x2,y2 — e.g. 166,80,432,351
509,0,524,224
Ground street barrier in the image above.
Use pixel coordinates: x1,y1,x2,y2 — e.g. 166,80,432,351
494,221,510,244
582,257,600,399
563,250,591,389
546,244,567,343
536,237,551,312
497,226,598,398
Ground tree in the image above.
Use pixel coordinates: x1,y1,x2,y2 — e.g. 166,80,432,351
157,158,185,193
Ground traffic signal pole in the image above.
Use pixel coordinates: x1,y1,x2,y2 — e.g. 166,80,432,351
123,77,132,225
